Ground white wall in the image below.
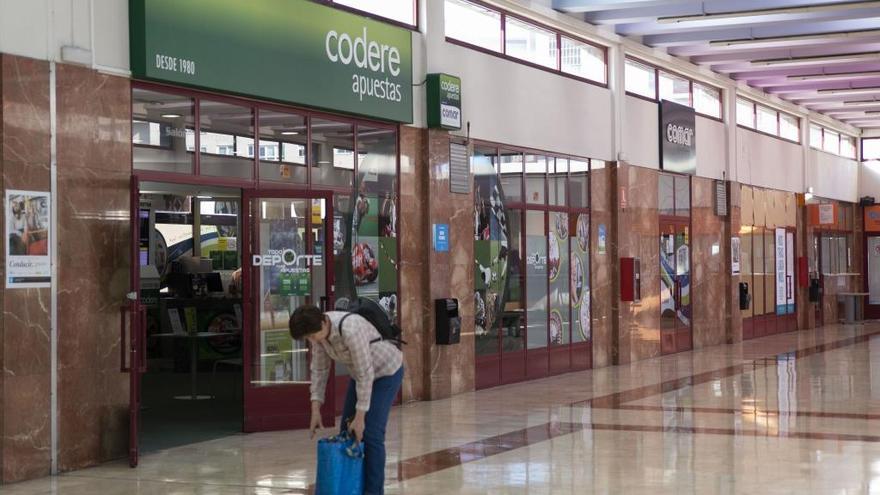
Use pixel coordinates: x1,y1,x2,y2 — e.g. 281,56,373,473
622,96,727,179
0,0,129,73
696,116,726,180
421,0,613,160
622,95,658,169
804,150,859,203
735,128,804,193
860,161,880,199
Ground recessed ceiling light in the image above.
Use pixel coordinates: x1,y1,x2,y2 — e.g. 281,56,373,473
281,131,300,135
161,113,182,118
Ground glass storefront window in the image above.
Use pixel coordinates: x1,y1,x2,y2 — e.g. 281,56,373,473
780,113,799,142
865,138,880,160
569,160,589,208
736,98,755,128
560,37,606,83
659,71,690,106
757,105,778,135
549,212,570,345
258,109,307,184
311,119,354,188
625,59,656,99
526,210,547,349
333,0,416,26
675,175,690,217
548,158,568,206
133,88,195,174
571,212,590,342
200,100,255,179
659,174,675,216
474,145,502,356
505,17,558,69
445,0,502,52
525,155,547,204
500,150,523,203
693,83,721,118
503,210,525,352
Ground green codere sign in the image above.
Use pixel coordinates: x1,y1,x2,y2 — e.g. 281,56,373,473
426,74,462,130
130,0,413,123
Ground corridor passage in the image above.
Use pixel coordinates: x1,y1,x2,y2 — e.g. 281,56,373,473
7,323,880,494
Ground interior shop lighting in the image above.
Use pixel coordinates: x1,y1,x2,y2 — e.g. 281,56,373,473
817,86,880,95
711,29,880,47
281,131,300,135
161,113,182,118
843,98,880,106
658,1,880,24
751,52,880,67
788,70,880,81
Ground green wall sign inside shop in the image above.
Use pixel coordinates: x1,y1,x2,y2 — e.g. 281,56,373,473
130,0,413,123
426,74,462,130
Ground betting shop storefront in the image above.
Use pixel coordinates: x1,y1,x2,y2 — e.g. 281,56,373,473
125,0,411,466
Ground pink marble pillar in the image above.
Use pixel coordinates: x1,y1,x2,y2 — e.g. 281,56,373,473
614,163,661,364
55,63,130,471
0,53,52,483
398,125,429,402
728,184,743,343
425,129,474,399
690,177,729,348
590,163,614,368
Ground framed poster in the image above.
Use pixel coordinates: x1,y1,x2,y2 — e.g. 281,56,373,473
6,190,50,288
731,237,741,275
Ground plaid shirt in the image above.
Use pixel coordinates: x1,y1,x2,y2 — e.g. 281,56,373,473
310,311,403,412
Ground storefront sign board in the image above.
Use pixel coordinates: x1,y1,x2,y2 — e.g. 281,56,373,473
865,205,880,232
427,73,462,130
130,0,413,122
6,190,50,288
659,100,696,175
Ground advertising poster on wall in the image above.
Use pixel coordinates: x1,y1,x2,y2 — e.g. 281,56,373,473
731,237,741,275
775,228,787,315
6,190,50,288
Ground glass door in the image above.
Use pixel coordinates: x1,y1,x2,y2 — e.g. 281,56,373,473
867,236,880,319
242,190,334,432
126,176,145,467
660,222,692,355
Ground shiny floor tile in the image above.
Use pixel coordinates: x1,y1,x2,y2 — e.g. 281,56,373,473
6,323,880,494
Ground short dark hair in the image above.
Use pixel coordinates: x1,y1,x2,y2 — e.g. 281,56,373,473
289,305,325,340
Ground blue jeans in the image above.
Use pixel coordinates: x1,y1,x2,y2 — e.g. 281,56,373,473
340,366,403,495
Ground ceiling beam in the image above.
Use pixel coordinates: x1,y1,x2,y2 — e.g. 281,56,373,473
642,18,880,47
553,0,699,14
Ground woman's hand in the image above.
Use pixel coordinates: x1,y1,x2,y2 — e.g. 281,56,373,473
309,401,324,439
349,410,366,443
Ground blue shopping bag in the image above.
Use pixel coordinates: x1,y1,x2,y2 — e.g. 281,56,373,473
315,431,364,495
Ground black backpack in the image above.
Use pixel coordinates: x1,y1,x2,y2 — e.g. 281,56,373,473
339,297,406,348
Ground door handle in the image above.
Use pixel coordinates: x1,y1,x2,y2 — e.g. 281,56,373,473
120,305,130,372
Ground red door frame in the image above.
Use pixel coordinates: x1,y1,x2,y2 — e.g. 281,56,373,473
127,176,144,467
241,188,336,432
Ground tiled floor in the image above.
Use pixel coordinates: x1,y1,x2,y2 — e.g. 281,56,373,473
7,323,880,494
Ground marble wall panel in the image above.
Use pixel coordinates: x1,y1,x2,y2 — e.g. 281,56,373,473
0,53,52,483
590,164,614,368
398,125,429,402
615,163,660,364
728,185,743,344
691,177,727,348
426,130,474,399
55,63,130,471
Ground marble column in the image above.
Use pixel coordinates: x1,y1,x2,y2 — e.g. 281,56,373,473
590,163,614,368
614,162,661,364
691,177,728,348
55,63,130,471
0,53,52,483
424,129,474,399
398,125,429,402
